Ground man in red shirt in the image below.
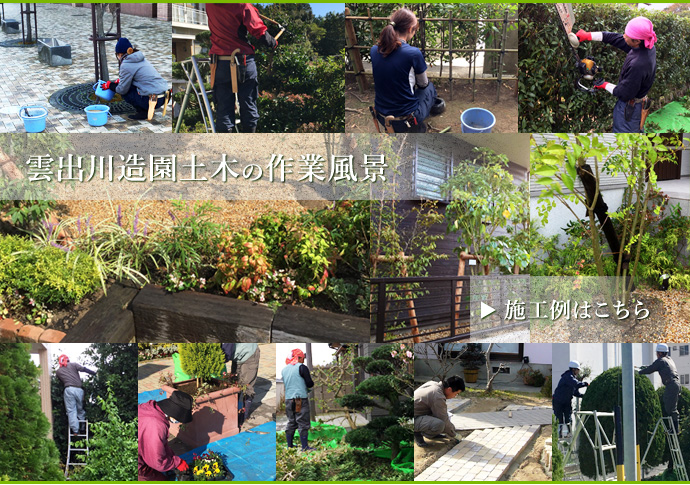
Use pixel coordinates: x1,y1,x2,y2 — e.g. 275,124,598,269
205,3,277,133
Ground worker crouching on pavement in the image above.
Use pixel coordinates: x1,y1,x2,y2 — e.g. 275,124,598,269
221,343,260,426
103,37,169,120
639,343,681,434
575,16,656,133
370,8,444,133
56,354,96,436
281,348,315,451
205,3,278,133
413,375,465,447
138,390,194,480
553,360,589,439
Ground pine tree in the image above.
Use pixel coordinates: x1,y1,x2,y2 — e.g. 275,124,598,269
0,344,63,480
178,343,226,383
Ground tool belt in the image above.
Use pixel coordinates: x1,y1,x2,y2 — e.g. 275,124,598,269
624,95,648,124
209,52,254,91
375,111,418,133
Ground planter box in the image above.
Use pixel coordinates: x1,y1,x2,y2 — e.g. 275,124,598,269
1,19,19,34
37,38,72,66
162,379,241,448
463,369,479,383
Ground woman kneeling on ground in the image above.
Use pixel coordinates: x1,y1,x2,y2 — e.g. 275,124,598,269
370,8,443,132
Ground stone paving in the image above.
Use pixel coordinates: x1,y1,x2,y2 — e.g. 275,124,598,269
450,408,553,431
0,3,171,133
415,425,541,481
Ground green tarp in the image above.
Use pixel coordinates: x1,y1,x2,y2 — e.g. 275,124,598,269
645,101,690,132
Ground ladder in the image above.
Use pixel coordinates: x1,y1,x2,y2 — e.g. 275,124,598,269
174,56,216,133
563,409,618,481
641,416,689,481
64,420,89,478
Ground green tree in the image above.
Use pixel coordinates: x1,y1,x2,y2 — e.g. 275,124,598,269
51,344,138,461
314,12,345,56
443,147,530,274
70,385,137,481
178,343,226,384
578,367,664,478
339,344,414,461
0,344,63,480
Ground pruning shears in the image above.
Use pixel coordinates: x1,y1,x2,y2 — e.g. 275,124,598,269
258,12,290,41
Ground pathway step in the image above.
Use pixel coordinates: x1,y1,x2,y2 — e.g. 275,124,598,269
451,408,553,431
415,425,540,482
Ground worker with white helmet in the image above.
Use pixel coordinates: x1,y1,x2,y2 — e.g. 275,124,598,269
639,343,681,434
553,360,589,438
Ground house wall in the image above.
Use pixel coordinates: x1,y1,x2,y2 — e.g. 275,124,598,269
670,344,690,390
552,343,658,395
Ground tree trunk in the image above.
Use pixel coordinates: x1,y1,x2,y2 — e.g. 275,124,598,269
23,4,33,43
96,4,109,81
390,440,400,461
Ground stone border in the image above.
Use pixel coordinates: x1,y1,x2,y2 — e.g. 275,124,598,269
0,318,65,342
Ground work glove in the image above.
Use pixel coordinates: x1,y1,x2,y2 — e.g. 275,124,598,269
583,382,589,387
261,31,278,50
176,460,189,472
594,79,616,94
449,437,460,446
575,30,592,42
104,80,119,91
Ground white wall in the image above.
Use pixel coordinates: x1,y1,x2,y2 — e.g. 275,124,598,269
552,343,658,395
670,344,690,390
524,343,552,365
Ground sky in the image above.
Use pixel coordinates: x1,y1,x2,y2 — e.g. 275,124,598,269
259,3,343,17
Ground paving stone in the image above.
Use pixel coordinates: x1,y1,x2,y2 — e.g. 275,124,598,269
450,408,553,430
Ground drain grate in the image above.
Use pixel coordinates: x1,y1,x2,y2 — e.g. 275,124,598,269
49,83,136,114
0,39,37,48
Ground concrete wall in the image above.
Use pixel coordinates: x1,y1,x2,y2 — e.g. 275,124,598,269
670,344,690,390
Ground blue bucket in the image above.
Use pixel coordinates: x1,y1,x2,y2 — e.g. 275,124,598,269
19,105,48,133
461,108,496,133
93,80,115,101
84,104,111,126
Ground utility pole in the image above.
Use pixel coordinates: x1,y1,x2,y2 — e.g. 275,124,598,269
305,343,317,421
622,344,638,481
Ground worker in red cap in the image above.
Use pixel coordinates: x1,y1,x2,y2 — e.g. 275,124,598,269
56,354,96,435
280,349,315,451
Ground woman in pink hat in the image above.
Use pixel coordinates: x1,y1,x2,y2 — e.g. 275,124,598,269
575,16,657,133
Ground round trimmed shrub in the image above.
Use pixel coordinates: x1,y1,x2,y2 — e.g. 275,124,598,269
178,343,226,382
577,367,664,478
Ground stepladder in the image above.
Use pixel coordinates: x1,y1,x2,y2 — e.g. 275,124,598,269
641,416,688,481
64,419,89,478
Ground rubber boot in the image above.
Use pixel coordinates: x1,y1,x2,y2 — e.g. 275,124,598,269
414,432,428,447
238,409,245,428
244,398,253,420
299,432,315,451
286,430,295,448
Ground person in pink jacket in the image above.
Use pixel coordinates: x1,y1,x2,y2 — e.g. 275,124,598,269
138,391,194,480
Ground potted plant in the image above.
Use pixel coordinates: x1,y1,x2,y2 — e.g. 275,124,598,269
161,343,242,448
190,451,234,481
459,343,485,383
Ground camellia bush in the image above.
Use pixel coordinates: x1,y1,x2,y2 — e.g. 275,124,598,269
578,367,664,478
519,4,690,132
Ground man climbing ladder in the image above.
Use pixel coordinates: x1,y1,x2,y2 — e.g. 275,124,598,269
639,343,681,434
56,354,96,435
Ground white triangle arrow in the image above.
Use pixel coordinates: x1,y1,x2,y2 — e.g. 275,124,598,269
480,302,496,319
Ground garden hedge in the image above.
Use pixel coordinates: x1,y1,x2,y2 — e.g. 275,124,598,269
519,4,690,132
578,367,664,478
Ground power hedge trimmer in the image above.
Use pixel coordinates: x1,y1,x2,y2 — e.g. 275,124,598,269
555,3,603,94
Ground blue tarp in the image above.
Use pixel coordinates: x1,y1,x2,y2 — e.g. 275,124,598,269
138,388,167,405
179,421,277,482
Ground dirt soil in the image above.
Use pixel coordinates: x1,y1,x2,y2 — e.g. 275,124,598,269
346,77,518,133
507,425,551,481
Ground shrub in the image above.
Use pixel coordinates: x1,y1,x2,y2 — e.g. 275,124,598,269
552,415,564,481
70,385,138,481
0,235,100,308
519,4,690,132
138,344,179,361
215,228,272,297
178,344,226,383
517,367,547,387
578,367,664,478
0,343,63,480
541,375,553,398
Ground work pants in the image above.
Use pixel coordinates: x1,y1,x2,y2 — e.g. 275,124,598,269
214,57,259,133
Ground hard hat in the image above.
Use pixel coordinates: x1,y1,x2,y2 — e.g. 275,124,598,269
656,343,669,353
569,360,581,370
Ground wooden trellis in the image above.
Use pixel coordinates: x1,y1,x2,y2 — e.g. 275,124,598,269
345,6,518,102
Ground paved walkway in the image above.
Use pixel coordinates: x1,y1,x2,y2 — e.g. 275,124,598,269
0,3,171,133
450,408,553,431
415,425,540,481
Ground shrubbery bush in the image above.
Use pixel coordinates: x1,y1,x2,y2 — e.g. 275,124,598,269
178,343,226,382
578,367,664,478
519,4,690,132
